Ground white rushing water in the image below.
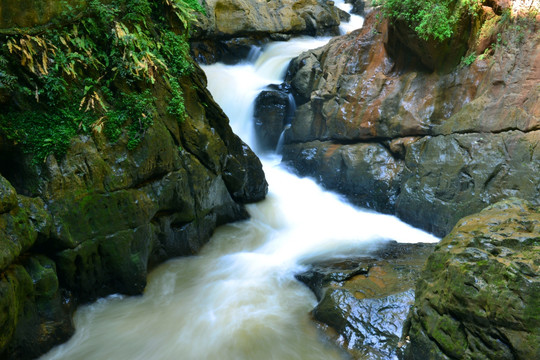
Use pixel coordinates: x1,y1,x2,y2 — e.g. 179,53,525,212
334,0,365,34
41,8,437,360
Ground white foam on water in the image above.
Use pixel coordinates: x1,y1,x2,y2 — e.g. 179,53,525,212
41,8,438,360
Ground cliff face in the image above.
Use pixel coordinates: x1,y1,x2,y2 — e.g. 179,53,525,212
275,4,539,236
0,1,267,358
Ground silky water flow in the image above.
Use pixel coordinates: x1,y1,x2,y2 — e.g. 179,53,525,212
41,8,437,360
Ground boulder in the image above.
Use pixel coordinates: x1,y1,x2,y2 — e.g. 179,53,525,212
0,175,17,214
402,198,540,360
396,131,540,236
296,242,436,359
0,187,52,272
253,84,295,152
0,256,74,359
282,141,403,214
18,65,267,303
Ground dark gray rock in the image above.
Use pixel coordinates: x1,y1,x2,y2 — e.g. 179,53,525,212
253,84,295,152
282,140,403,214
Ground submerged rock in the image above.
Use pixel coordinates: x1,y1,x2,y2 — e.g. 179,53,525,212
402,198,540,360
296,242,436,359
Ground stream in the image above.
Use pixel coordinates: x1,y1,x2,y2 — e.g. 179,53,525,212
41,3,438,359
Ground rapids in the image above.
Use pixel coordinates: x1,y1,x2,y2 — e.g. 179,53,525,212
41,6,437,360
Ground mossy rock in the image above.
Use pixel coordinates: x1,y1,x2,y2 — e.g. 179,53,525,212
0,175,17,214
55,224,155,300
0,205,38,271
0,0,86,29
0,256,73,360
48,189,157,250
403,198,540,359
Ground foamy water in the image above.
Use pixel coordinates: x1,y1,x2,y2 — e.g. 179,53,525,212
41,7,437,360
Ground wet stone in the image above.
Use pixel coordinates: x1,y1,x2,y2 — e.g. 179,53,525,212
296,241,436,359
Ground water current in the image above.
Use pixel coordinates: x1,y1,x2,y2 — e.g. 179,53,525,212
41,3,437,359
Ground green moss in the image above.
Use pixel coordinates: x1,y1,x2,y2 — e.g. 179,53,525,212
0,207,39,270
0,265,33,349
24,256,59,300
0,0,204,163
429,314,467,357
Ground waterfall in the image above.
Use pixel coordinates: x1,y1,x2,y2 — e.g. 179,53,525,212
334,0,365,34
41,7,437,360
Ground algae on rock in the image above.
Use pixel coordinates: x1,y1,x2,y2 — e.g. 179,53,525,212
402,198,540,359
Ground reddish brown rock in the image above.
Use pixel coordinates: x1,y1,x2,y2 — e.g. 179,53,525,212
282,7,540,235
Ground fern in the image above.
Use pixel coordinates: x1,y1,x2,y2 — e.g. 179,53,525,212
0,0,205,163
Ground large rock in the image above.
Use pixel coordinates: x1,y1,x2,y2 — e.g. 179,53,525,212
402,198,540,359
282,140,403,214
396,131,540,236
0,256,74,359
191,0,341,63
253,84,295,152
0,175,17,214
10,64,267,302
281,7,540,236
296,242,436,359
0,23,268,360
0,178,69,359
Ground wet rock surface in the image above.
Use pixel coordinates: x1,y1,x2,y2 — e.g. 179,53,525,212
402,198,540,360
191,0,341,63
253,84,295,152
0,38,268,360
0,176,72,359
296,241,436,359
280,8,540,236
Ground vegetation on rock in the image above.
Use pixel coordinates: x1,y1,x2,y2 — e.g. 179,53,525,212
403,198,540,359
0,0,204,163
373,0,481,41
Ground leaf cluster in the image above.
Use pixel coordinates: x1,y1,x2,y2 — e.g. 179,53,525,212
374,0,480,41
0,0,204,163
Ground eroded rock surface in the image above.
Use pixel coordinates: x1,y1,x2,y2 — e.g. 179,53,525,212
402,198,540,360
278,7,540,236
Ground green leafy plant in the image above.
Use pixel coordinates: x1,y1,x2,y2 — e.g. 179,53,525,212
373,0,480,41
0,0,204,163
461,53,476,66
